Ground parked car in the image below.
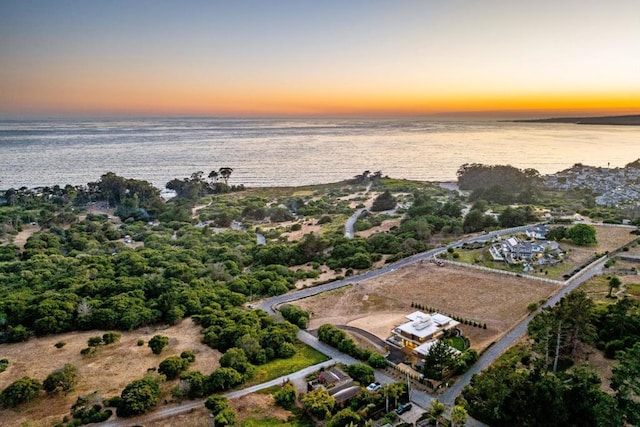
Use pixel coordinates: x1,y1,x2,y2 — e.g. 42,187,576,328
395,402,412,414
366,382,381,391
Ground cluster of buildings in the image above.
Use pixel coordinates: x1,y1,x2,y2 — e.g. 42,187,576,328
310,366,362,405
489,225,563,270
544,163,640,207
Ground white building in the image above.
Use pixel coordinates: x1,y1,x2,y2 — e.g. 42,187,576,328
390,311,459,350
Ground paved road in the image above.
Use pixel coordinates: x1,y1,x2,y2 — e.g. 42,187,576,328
258,225,532,316
344,182,372,239
438,254,608,407
257,246,445,315
345,207,367,239
101,331,399,426
259,223,611,413
103,224,607,425
102,357,337,427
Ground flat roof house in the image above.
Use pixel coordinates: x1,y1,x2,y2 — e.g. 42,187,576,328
391,311,459,349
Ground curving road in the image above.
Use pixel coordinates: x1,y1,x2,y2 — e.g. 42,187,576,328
101,330,398,427
258,225,533,316
103,224,611,425
344,207,367,239
259,223,614,413
438,254,607,407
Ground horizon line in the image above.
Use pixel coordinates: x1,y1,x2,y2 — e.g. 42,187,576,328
2,109,640,121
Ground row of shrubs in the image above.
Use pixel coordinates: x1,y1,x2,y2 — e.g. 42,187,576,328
317,324,388,368
410,302,487,329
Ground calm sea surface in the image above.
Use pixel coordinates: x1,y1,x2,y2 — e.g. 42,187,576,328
1,117,639,190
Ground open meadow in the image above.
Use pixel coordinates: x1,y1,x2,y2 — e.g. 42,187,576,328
0,319,221,427
294,262,561,352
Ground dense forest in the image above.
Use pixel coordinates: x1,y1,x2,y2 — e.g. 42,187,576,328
0,171,472,342
461,291,640,426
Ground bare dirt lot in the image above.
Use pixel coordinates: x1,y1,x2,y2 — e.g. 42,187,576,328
0,318,220,427
10,223,40,250
231,393,292,423
143,392,293,427
294,263,560,352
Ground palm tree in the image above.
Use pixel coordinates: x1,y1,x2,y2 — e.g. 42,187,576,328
429,399,446,427
382,382,404,412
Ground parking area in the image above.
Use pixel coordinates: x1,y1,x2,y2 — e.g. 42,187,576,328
397,403,424,424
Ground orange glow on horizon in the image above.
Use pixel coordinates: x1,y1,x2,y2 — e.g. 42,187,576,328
1,67,638,117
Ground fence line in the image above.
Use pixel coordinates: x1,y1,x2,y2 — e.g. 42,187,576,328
438,259,564,285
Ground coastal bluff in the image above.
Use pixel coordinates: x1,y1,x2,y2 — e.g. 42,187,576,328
513,114,640,126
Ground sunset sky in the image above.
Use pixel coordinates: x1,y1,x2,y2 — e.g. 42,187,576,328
1,0,639,117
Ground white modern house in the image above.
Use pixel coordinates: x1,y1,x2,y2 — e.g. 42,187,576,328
389,311,459,350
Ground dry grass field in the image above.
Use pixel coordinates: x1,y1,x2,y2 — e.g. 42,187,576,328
291,225,635,354
143,393,294,427
294,262,561,352
0,318,221,427
564,224,638,264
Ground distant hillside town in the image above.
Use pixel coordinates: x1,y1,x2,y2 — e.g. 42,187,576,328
543,159,640,207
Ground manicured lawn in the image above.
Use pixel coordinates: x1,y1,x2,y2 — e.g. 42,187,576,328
246,342,329,386
446,336,468,352
452,245,569,280
449,248,485,265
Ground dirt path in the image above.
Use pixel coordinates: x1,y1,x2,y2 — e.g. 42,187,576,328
11,224,40,249
191,200,213,218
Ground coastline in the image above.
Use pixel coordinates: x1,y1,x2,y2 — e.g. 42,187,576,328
512,114,640,126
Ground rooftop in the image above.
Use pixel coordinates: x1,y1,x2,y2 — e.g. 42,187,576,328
397,311,456,339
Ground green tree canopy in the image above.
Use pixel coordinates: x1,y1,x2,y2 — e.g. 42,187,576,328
158,356,189,380
327,408,361,427
566,223,597,246
0,376,41,408
219,347,251,375
117,376,161,417
148,334,169,355
279,304,310,329
611,342,640,425
43,364,79,394
274,383,297,410
205,394,229,416
370,191,397,212
345,363,375,385
301,387,335,419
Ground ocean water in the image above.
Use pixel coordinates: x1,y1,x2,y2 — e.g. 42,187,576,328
1,117,639,190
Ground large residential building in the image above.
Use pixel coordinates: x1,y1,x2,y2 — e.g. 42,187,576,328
489,225,564,267
390,311,459,350
489,236,563,265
